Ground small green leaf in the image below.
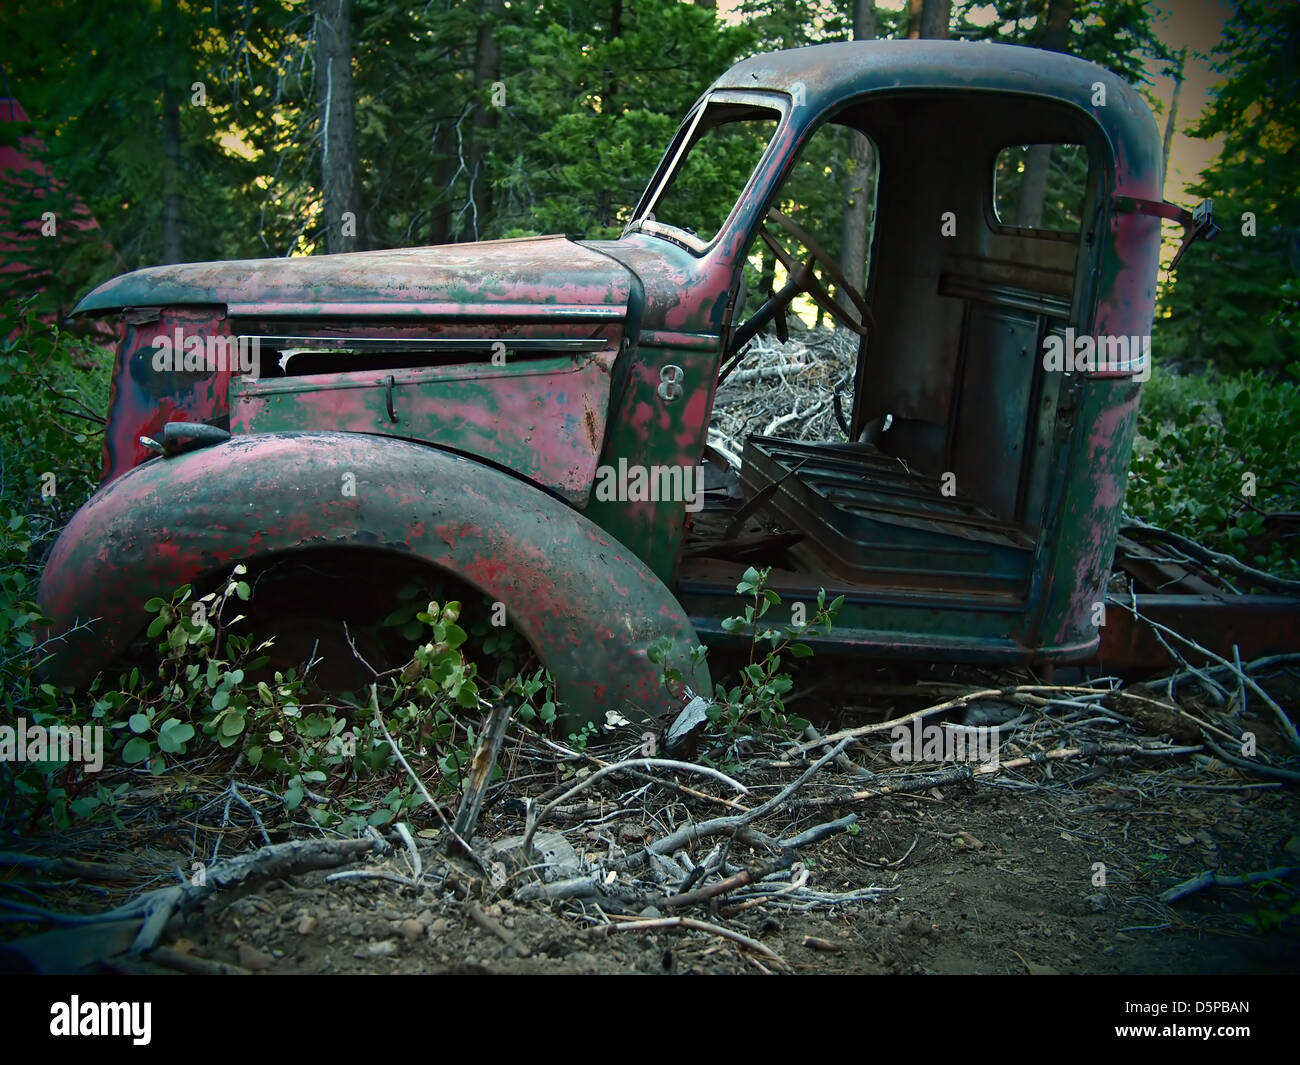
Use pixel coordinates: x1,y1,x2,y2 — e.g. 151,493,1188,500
122,737,152,763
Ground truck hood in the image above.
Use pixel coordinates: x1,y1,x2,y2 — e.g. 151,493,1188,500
72,235,634,321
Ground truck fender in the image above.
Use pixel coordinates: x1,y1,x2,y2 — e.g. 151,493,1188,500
37,431,710,726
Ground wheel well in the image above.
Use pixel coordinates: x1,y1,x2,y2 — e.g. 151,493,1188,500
124,547,545,695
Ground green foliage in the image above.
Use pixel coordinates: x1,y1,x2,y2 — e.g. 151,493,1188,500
954,0,1174,87
710,565,842,741
566,721,599,753
1127,364,1300,576
1157,0,1299,374
1242,881,1300,935
0,0,299,304
0,300,109,713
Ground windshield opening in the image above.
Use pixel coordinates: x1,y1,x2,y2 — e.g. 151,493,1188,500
634,102,780,249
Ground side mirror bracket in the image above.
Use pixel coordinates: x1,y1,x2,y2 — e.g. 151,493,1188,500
1112,195,1221,270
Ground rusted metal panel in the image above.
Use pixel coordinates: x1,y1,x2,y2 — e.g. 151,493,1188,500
73,236,633,320
1093,593,1300,671
37,432,710,727
101,307,237,481
229,342,619,508
1038,378,1143,652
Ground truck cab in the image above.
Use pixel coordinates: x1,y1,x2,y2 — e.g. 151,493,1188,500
39,41,1208,726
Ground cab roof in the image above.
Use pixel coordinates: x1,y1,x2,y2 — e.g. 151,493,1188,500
712,40,1161,195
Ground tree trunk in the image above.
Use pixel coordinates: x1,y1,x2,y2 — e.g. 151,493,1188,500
596,0,623,229
906,0,923,39
468,0,503,240
161,88,182,264
919,0,951,39
315,0,360,253
1161,48,1186,193
160,0,182,264
838,0,876,314
1016,0,1074,228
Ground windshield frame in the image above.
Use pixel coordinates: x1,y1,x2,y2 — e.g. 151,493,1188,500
624,90,790,256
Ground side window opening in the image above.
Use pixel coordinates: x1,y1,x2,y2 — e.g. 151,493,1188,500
993,143,1088,232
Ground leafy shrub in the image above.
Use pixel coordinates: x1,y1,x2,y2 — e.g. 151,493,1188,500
653,566,841,750
1128,363,1300,576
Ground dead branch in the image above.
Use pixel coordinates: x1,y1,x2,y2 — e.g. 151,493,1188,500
521,757,748,857
145,945,252,976
451,699,512,849
786,685,1113,755
588,916,791,973
0,835,384,960
466,902,530,957
1200,736,1300,785
366,683,485,867
0,852,132,882
394,822,423,883
1123,518,1300,594
1159,866,1299,904
612,738,852,872
1112,598,1300,753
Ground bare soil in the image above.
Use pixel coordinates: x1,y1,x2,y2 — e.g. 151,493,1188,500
4,668,1298,976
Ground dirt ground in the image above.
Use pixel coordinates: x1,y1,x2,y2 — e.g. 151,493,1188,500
4,666,1298,977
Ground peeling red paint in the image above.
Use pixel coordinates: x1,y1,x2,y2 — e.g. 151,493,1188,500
44,41,1193,718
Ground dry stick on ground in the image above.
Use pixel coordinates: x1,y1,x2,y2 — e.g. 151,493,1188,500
1113,598,1300,754
653,817,857,913
786,742,1202,811
1159,865,1300,905
521,757,749,858
144,945,252,976
512,723,749,811
221,781,272,847
974,741,1202,775
450,699,513,851
365,683,487,872
0,836,383,955
394,823,423,883
1110,690,1243,745
589,916,791,973
0,852,133,882
465,902,530,957
802,723,872,778
1200,735,1300,785
610,738,853,873
785,685,1125,756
